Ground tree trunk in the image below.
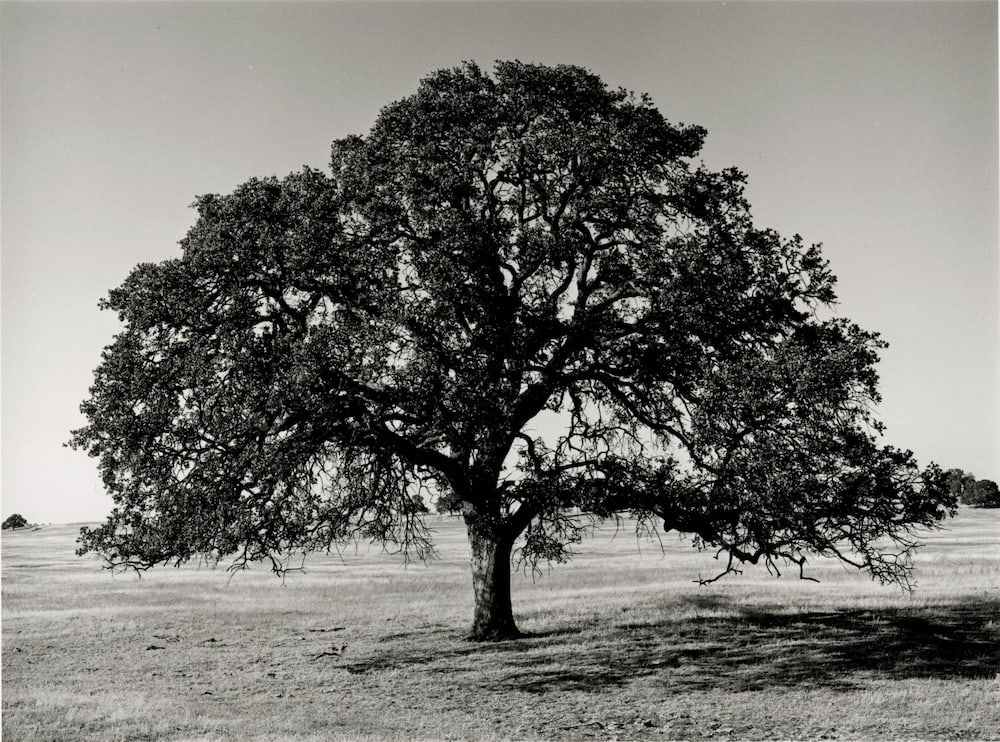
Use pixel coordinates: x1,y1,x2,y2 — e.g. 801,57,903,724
466,521,521,641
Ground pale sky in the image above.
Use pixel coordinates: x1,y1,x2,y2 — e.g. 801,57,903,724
2,1,997,524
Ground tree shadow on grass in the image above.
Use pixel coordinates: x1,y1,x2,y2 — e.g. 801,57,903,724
498,597,1000,694
339,597,1000,694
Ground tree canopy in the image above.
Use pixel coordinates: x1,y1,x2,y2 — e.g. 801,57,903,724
2,514,28,530
969,480,1000,508
949,470,1000,508
72,61,953,640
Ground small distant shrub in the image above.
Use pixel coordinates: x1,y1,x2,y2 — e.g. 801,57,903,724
2,514,28,530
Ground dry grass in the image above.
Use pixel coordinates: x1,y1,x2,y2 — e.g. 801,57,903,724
3,508,998,741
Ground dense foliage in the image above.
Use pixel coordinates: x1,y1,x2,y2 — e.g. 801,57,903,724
2,514,28,530
72,62,953,639
948,470,1000,508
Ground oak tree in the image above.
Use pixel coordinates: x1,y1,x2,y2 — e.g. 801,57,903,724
2,514,28,530
946,468,978,503
967,479,1000,508
72,62,953,640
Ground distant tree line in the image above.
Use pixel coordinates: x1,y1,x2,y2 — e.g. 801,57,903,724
947,470,1000,508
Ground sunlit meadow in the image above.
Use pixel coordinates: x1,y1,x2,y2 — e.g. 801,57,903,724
3,508,998,741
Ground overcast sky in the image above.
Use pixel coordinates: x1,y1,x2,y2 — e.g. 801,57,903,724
2,1,997,524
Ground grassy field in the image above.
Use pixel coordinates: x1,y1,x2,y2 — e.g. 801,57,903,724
3,508,998,741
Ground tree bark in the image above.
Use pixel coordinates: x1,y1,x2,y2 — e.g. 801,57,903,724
466,520,521,641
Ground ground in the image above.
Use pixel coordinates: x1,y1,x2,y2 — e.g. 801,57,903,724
2,509,998,741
